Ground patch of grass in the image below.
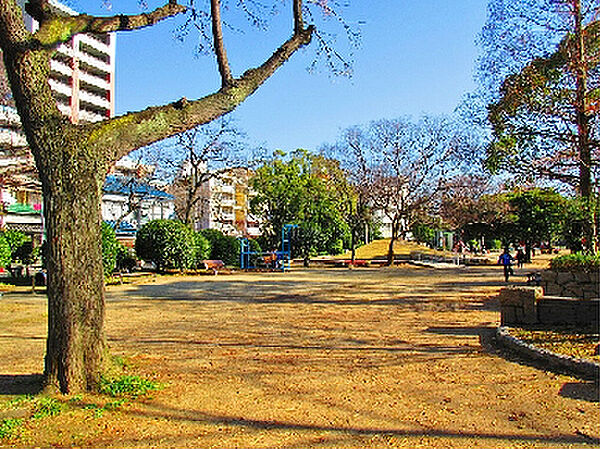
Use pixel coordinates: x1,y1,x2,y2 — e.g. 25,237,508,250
510,326,599,362
5,395,63,420
30,396,63,420
0,418,23,439
550,252,600,272
99,375,161,398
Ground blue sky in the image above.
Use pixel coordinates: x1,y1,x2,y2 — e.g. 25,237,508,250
75,1,489,152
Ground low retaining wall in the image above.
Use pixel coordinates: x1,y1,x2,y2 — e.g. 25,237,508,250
541,270,600,299
498,287,599,331
495,327,600,380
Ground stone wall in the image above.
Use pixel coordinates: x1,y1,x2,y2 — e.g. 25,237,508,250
541,270,599,299
499,286,599,331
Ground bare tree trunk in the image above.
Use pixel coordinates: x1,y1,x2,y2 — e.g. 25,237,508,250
44,166,106,393
573,0,595,253
386,222,397,266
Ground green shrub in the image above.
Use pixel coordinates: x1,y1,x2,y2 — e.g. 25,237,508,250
101,222,118,277
115,243,137,272
249,238,262,254
192,232,211,268
550,252,600,273
135,220,195,271
0,230,32,264
411,223,435,246
0,234,11,269
199,229,241,266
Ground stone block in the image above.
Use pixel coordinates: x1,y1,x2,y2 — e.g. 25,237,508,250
501,306,517,326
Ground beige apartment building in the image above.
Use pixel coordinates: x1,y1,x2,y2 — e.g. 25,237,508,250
194,168,261,238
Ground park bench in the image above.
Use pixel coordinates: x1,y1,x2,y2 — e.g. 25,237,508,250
203,259,225,275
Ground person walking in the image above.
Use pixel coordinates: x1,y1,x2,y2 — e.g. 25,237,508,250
516,248,525,269
498,248,514,282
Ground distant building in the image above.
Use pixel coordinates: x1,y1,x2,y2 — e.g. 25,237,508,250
19,0,116,123
186,167,261,238
102,158,175,244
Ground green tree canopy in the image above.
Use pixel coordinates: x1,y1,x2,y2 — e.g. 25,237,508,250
250,150,349,265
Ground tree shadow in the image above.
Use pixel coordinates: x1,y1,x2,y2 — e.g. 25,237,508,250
559,382,599,403
0,374,44,395
112,402,598,447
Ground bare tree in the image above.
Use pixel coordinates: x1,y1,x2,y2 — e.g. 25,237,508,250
149,118,248,228
369,116,462,265
321,126,376,262
0,0,352,393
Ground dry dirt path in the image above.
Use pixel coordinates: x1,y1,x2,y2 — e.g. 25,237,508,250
1,264,598,448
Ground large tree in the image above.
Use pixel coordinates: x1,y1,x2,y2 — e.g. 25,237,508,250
321,128,376,262
0,0,336,393
250,150,349,266
153,119,248,228
480,0,600,250
333,116,463,265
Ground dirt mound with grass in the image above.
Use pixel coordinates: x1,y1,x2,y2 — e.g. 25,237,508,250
337,239,453,260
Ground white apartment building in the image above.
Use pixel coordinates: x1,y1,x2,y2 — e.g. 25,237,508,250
1,0,116,236
20,0,116,123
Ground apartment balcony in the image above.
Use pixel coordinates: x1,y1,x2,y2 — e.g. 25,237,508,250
79,90,110,111
79,109,106,123
219,212,236,222
220,198,235,207
79,70,110,92
247,226,261,237
49,59,73,78
219,184,235,195
0,129,27,148
48,78,72,98
56,42,74,59
79,34,111,55
78,52,111,75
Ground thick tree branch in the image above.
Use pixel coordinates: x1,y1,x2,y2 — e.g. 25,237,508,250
24,0,55,23
210,0,232,87
88,24,314,162
293,0,304,34
34,2,187,48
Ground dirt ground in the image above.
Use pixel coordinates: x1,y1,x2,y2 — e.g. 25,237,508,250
0,261,598,448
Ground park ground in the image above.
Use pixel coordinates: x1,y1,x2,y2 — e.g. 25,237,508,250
0,250,598,448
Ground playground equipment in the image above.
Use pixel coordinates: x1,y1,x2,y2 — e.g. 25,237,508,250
240,224,298,272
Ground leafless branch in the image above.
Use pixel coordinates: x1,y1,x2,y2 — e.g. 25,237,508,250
211,0,233,86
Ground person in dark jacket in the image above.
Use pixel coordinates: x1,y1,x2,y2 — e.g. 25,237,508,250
498,248,514,282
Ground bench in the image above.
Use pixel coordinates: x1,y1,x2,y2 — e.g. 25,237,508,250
203,260,225,274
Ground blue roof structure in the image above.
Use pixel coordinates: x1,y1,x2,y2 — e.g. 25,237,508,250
103,175,174,200
104,220,137,235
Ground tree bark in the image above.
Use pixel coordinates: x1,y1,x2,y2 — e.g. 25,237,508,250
44,160,106,393
573,0,595,252
386,221,397,266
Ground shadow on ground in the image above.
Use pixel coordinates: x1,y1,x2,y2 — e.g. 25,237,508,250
559,382,599,403
111,402,600,447
0,374,43,395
